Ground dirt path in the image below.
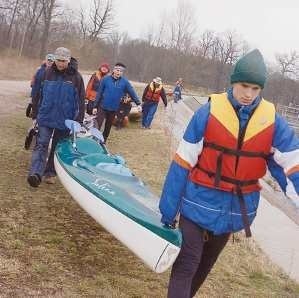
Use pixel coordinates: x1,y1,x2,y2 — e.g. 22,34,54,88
0,80,30,118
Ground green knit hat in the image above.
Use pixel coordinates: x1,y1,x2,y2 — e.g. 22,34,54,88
230,49,267,88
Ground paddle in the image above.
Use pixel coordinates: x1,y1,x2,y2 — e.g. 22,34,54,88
65,119,125,164
65,120,82,149
89,127,109,154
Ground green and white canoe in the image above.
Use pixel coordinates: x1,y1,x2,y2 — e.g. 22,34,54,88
54,136,182,273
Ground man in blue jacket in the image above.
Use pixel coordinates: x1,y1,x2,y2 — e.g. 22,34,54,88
30,54,55,101
159,49,299,297
94,62,141,142
26,54,54,118
27,47,85,187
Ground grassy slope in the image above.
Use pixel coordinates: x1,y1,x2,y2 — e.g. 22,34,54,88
0,97,299,297
0,55,298,296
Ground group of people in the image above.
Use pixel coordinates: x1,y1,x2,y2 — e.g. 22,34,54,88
25,46,299,298
26,46,172,188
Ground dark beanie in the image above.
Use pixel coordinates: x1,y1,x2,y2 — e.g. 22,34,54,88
230,49,267,88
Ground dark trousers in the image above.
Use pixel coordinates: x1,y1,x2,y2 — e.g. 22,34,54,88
96,107,116,142
115,103,131,128
29,126,69,177
86,100,95,115
168,216,230,298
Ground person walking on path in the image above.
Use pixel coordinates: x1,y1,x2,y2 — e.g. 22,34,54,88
159,49,299,298
93,62,141,142
27,47,85,187
173,77,183,103
26,53,55,118
85,62,110,115
141,77,167,129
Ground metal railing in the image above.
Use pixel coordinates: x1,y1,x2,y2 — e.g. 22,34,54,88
276,104,299,135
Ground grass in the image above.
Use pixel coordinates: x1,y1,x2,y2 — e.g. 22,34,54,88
0,95,299,297
0,51,41,81
0,60,299,297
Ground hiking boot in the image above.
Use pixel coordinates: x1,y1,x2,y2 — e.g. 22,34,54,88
44,176,56,184
27,174,41,187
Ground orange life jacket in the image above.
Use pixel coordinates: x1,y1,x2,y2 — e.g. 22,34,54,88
189,93,275,237
86,71,102,101
189,93,275,194
145,82,163,102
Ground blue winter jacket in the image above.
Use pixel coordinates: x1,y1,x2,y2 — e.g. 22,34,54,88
94,75,140,111
159,88,299,234
31,63,47,98
36,63,85,130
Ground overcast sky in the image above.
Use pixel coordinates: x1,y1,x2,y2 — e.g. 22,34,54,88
65,0,299,62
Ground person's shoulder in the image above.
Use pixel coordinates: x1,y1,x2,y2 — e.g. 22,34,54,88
102,75,111,82
44,66,54,79
75,70,84,79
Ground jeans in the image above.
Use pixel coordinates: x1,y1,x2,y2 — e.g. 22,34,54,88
29,126,69,177
168,216,230,298
142,101,158,128
173,94,180,103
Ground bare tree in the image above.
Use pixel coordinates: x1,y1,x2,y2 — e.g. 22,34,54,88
197,30,216,58
5,0,20,46
168,0,197,53
40,0,59,58
144,12,168,48
79,0,114,43
107,30,123,62
211,31,243,91
275,51,298,78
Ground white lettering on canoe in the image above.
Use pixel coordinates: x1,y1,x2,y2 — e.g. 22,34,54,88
91,179,115,195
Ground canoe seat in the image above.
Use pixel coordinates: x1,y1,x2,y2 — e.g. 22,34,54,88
95,162,133,177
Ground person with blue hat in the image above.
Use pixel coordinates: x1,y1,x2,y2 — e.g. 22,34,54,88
159,49,299,297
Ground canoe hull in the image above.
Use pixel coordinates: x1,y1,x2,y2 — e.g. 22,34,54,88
54,155,180,273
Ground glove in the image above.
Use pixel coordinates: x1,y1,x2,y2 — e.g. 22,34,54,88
25,103,33,118
161,215,177,229
164,222,176,229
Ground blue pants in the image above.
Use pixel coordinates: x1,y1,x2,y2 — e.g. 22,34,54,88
173,93,181,103
29,126,69,177
142,101,158,128
168,216,230,298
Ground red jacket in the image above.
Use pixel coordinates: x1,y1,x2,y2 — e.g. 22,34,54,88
86,71,104,101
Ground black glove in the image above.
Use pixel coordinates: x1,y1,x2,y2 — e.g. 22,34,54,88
25,103,33,118
24,124,38,150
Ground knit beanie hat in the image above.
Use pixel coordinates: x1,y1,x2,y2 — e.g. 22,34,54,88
54,47,71,61
99,63,110,73
230,49,267,88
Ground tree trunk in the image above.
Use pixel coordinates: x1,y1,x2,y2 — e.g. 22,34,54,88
7,0,20,42
39,19,50,58
39,0,55,59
